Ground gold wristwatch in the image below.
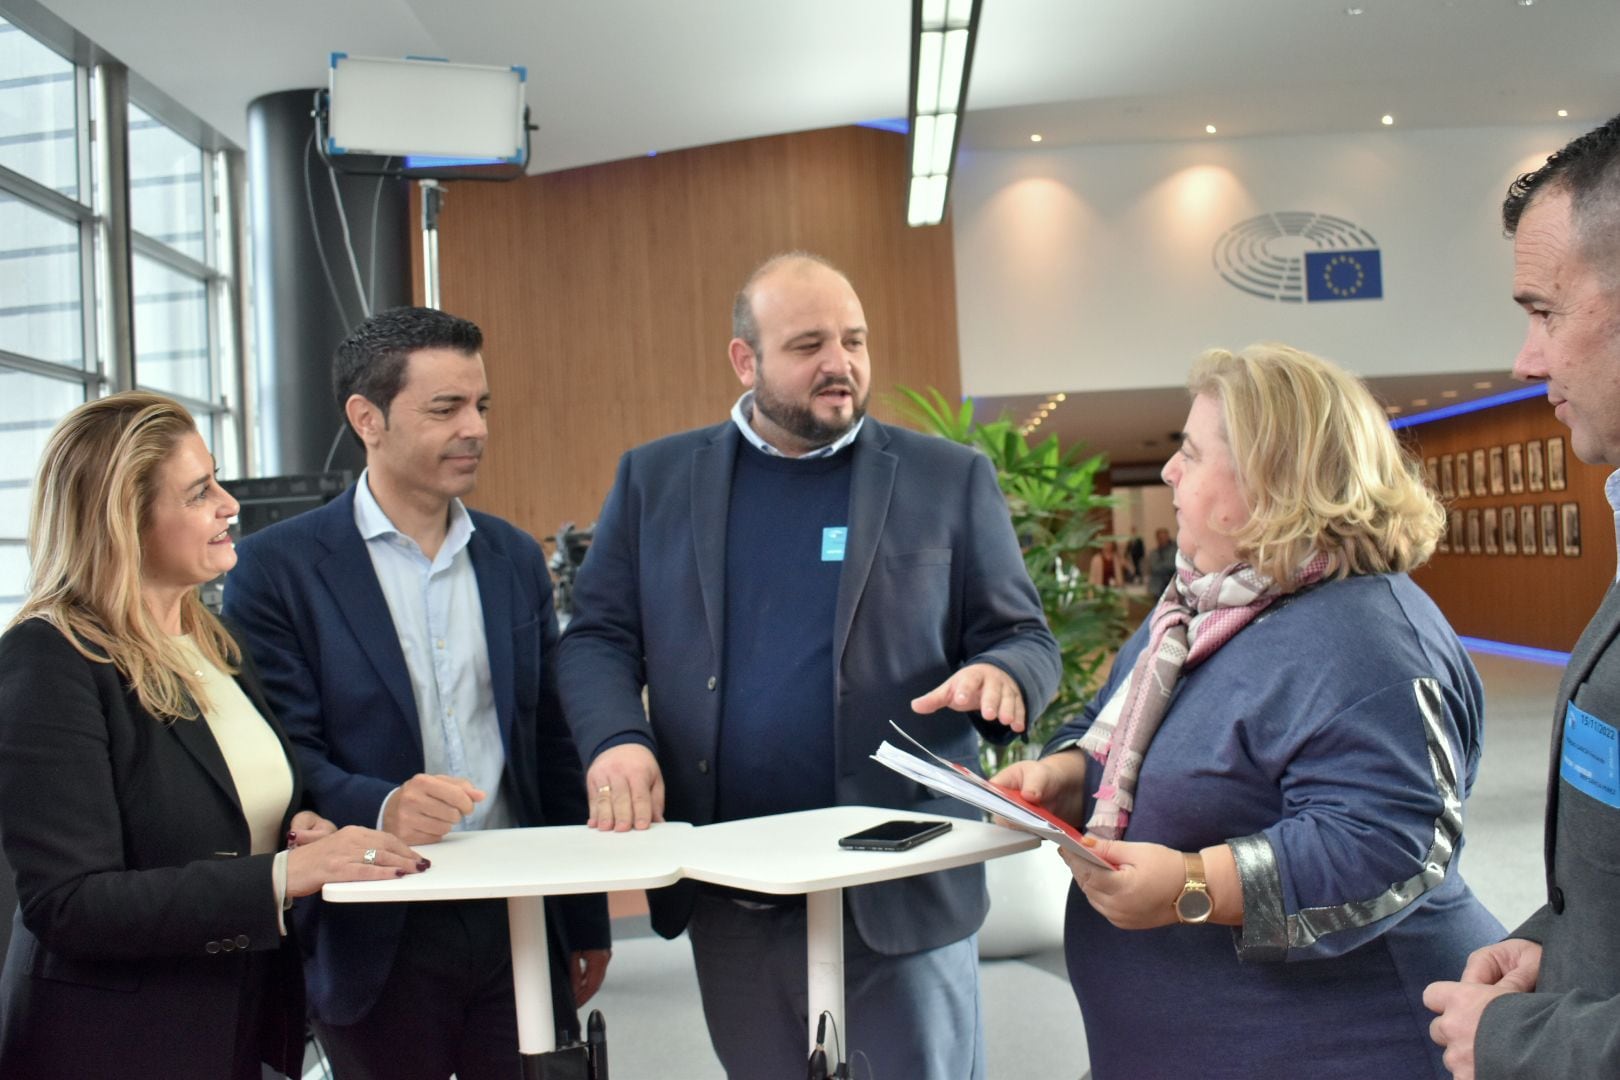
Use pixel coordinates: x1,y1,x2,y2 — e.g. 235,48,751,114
1173,851,1213,924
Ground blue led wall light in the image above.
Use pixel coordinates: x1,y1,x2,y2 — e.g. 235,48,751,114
1390,383,1547,429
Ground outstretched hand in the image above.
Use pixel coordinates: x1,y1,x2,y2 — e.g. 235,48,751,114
912,663,1026,732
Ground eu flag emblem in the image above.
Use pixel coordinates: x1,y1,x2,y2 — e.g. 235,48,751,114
1304,249,1382,301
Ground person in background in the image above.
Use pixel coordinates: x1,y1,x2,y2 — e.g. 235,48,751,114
224,307,609,1080
1088,539,1122,586
997,344,1502,1079
1425,112,1620,1080
558,252,1059,1079
1144,527,1176,598
0,393,422,1080
1124,532,1146,584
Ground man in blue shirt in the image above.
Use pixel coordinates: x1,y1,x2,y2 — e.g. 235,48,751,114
558,253,1059,1079
225,307,610,1079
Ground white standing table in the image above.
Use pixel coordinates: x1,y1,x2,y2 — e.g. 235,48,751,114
325,805,1037,1074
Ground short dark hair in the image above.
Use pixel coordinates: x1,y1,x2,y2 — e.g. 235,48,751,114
333,306,483,447
730,251,849,361
1503,113,1620,281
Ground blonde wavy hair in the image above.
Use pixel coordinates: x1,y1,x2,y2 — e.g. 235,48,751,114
12,392,240,720
1187,344,1445,583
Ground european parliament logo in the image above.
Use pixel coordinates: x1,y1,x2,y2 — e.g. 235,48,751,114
1213,212,1383,304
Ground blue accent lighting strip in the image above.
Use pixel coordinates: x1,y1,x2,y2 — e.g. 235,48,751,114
859,117,909,135
1390,383,1547,429
1459,635,1570,667
405,155,506,168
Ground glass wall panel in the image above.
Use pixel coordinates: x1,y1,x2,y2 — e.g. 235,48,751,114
129,103,205,262
133,252,208,400
0,368,83,622
0,17,77,198
0,192,82,365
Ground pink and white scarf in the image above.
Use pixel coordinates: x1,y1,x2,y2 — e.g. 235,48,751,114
1076,550,1330,839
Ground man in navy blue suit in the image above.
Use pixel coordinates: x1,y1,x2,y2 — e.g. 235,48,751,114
224,307,610,1080
558,253,1060,1079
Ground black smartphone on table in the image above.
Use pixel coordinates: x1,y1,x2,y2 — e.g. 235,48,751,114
837,819,953,851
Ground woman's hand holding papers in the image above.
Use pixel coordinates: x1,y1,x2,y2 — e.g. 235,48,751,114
988,749,1090,833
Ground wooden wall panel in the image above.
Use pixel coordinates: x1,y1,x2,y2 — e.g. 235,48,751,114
409,125,962,544
1406,396,1612,651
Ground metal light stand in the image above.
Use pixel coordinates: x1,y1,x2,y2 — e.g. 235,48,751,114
421,179,444,310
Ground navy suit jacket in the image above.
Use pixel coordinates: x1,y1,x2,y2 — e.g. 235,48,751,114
557,419,1060,954
223,486,608,1026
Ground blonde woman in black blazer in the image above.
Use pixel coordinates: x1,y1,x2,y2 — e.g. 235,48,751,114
0,393,425,1080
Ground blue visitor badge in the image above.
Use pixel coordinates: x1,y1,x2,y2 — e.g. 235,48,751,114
1562,701,1620,809
821,527,848,562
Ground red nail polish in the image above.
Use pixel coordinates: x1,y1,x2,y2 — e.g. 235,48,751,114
395,868,407,877
417,859,431,871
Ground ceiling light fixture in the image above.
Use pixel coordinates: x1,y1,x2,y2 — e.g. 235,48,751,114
1558,109,1569,118
1440,390,1459,399
1205,124,1218,135
1029,133,1043,143
1412,398,1428,407
907,0,982,227
1473,381,1494,389
1381,114,1394,126
1345,6,1364,14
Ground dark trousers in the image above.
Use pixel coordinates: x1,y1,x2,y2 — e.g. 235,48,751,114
312,899,574,1080
686,888,985,1080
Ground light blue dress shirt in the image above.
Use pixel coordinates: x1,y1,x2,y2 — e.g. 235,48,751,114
354,471,512,831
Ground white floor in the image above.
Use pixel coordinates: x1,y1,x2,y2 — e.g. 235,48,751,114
580,650,1562,1080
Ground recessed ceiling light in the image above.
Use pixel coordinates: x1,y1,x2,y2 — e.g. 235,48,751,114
1055,393,1067,402
1205,124,1217,135
1381,114,1394,126
1412,398,1429,407
1441,390,1459,399
1517,0,1534,6
1385,405,1402,415
1029,133,1043,143
1557,109,1569,118
1345,6,1364,14
1473,381,1494,389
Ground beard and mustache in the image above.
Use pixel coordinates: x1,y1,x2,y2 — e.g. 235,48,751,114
751,371,869,447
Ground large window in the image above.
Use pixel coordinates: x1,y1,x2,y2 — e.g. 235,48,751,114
129,103,239,470
0,10,243,624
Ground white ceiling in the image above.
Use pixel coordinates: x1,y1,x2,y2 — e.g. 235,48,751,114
31,0,1620,171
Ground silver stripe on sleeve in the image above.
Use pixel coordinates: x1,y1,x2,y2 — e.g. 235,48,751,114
1232,677,1463,961
1229,832,1289,961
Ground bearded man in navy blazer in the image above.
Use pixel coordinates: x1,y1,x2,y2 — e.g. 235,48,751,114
223,307,610,1080
558,253,1060,1079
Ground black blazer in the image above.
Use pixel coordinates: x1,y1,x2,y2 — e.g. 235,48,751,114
0,617,305,1080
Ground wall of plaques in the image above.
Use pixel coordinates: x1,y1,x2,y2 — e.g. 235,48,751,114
1406,396,1611,652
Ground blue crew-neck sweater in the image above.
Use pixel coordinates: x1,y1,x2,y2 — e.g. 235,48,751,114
714,443,853,822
